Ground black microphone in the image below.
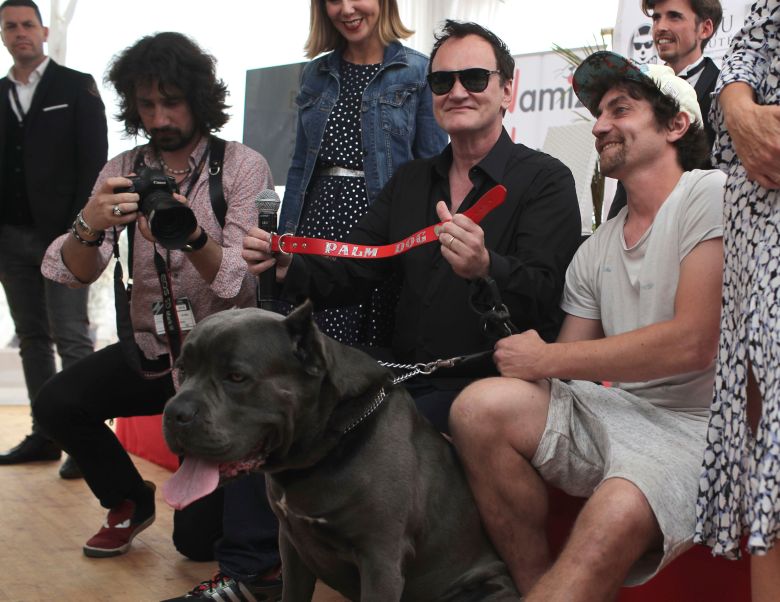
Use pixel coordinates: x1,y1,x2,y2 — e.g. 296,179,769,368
256,189,281,310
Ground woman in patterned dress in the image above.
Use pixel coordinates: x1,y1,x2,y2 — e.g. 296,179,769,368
277,0,447,347
694,1,780,599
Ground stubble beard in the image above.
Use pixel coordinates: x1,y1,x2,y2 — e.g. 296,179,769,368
150,126,197,152
599,144,626,179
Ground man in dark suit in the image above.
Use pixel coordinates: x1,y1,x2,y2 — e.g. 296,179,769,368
607,0,721,220
0,0,107,474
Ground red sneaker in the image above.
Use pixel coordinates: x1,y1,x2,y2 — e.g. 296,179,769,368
83,481,156,558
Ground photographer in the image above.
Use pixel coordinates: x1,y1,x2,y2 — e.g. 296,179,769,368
32,32,281,598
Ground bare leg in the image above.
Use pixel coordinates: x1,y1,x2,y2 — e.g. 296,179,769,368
745,366,780,601
526,478,662,602
449,377,553,593
752,543,780,602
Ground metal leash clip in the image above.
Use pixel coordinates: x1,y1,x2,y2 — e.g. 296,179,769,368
469,276,518,339
379,359,452,384
378,277,516,385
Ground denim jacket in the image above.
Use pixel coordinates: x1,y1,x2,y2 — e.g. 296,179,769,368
279,41,448,234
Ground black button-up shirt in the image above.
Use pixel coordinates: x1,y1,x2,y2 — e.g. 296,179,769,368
283,128,581,378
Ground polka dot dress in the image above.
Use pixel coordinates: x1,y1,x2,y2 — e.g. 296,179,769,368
297,60,397,347
694,0,780,560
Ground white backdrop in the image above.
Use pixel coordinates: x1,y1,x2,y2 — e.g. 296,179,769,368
502,0,756,228
613,0,753,67
502,48,593,151
13,0,756,345
505,0,754,151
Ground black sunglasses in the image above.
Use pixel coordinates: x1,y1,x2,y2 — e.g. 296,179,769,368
427,68,501,95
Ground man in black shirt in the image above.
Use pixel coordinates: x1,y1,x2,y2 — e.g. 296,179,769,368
243,20,581,431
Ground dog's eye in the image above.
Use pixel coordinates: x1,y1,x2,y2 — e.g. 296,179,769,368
226,373,246,383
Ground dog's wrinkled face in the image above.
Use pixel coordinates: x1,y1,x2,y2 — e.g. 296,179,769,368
161,301,388,510
162,302,330,508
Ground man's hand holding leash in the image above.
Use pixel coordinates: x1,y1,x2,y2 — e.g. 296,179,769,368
493,330,549,381
435,201,491,280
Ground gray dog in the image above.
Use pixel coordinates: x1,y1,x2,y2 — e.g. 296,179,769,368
163,302,520,601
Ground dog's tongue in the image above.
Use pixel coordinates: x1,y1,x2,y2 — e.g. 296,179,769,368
163,457,220,510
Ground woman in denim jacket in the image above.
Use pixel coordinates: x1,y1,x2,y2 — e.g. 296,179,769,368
279,0,447,347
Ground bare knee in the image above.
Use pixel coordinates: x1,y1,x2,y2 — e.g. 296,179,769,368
568,479,661,571
449,377,550,460
450,378,508,438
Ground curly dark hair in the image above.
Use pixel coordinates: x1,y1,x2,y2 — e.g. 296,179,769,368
593,77,708,171
106,32,229,138
429,20,514,83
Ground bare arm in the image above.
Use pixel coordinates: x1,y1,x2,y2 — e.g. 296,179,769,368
61,176,139,283
720,82,780,189
494,237,723,382
556,314,605,344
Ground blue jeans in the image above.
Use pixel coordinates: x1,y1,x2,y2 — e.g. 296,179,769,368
0,225,93,432
218,475,280,580
172,473,280,579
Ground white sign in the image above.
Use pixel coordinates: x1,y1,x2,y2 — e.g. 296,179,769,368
504,0,754,151
613,0,753,68
503,49,592,151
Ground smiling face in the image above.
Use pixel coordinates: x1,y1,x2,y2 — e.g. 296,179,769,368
651,0,713,74
592,86,670,180
0,5,47,69
325,0,381,52
430,34,511,142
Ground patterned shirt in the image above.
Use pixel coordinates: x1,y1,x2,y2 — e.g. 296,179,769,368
710,0,780,170
43,137,273,359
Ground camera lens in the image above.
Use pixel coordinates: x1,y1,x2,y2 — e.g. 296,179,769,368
144,191,198,250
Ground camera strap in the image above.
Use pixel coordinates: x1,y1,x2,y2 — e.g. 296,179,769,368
152,247,183,360
112,137,226,374
208,137,226,227
111,230,174,377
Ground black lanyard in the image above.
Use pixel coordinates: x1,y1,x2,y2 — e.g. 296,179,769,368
147,140,211,359
113,139,211,374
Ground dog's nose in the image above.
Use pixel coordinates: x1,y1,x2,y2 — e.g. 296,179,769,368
165,398,200,427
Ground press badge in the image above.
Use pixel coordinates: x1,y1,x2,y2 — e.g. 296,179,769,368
153,297,196,335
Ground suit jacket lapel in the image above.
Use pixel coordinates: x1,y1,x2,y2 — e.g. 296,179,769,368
0,77,10,125
694,57,718,102
25,59,57,126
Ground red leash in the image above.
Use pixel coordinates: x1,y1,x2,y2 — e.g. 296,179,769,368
271,185,507,259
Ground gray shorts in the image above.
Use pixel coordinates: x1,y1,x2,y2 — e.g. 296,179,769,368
531,379,708,585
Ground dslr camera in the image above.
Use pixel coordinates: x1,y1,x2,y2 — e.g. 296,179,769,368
115,168,197,250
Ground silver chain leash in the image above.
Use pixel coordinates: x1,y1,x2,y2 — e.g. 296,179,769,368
378,357,462,384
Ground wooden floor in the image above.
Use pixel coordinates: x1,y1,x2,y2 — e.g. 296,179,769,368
0,405,347,602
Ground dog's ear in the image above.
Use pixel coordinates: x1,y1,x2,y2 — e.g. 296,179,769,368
284,300,328,377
